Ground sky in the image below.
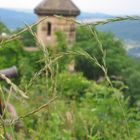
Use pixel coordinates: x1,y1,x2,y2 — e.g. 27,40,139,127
0,0,140,15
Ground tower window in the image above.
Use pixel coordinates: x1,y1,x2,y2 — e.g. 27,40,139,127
47,22,51,36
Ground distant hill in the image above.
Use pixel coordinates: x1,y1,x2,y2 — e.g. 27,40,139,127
0,8,113,29
0,8,37,30
96,20,140,56
77,12,113,20
0,8,140,56
97,20,140,45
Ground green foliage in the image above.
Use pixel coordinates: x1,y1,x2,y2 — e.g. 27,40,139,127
16,26,36,46
75,26,140,105
122,63,140,104
1,22,140,140
0,39,42,83
47,31,72,72
0,40,24,69
73,87,140,140
57,71,91,99
75,26,128,79
55,31,68,52
0,22,9,33
14,75,140,139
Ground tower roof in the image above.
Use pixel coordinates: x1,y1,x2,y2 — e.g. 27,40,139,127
34,0,80,16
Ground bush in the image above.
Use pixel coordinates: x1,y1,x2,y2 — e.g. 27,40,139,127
17,75,140,140
57,71,91,99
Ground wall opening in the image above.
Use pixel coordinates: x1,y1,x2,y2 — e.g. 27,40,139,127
47,22,51,36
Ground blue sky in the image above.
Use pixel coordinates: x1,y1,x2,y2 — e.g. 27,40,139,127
0,0,140,15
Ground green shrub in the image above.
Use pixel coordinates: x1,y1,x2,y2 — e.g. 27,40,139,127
57,71,91,99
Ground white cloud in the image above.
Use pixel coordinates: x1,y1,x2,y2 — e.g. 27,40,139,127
0,0,140,15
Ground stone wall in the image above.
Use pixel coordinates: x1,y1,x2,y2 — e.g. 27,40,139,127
37,16,76,46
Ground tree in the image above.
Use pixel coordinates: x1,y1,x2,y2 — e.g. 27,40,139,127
75,26,129,80
75,26,140,105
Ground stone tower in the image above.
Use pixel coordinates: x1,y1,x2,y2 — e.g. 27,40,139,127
34,0,80,46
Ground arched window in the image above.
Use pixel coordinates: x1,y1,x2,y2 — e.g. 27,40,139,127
47,22,51,36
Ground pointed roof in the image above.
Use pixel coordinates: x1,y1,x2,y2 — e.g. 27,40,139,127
34,0,80,16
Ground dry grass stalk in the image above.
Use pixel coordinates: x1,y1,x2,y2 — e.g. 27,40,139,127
0,74,28,99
